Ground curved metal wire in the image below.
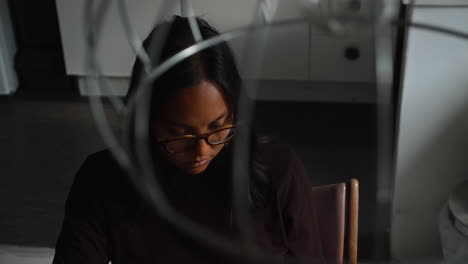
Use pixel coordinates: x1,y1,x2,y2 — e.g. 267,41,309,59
116,0,154,73
84,0,132,170
84,0,280,262
83,0,468,263
83,5,303,261
131,25,266,262
373,0,399,260
181,0,203,43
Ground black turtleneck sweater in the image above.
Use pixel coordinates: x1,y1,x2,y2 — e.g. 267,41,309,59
52,143,325,264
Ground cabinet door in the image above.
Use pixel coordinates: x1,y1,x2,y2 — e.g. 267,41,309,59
309,33,375,83
56,0,181,76
308,0,375,83
185,0,258,32
190,0,309,80
327,0,373,18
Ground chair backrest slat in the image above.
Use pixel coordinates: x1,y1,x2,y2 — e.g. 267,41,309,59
348,179,359,264
311,183,346,264
311,179,359,264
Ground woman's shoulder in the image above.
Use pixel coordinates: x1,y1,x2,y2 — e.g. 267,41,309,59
83,149,120,168
254,138,306,187
64,150,141,225
79,149,126,176
69,149,131,199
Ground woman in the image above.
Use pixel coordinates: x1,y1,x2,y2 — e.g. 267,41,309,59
53,16,324,264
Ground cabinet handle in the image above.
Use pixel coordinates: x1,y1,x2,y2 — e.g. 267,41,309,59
348,0,361,12
344,46,360,61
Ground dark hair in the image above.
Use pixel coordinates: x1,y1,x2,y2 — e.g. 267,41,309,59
126,15,270,208
126,16,240,119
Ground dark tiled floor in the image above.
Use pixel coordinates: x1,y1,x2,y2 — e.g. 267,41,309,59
0,95,109,246
0,95,380,259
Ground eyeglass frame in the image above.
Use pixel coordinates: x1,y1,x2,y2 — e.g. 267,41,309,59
157,124,238,154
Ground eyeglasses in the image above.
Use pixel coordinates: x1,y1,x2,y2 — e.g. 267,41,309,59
158,124,237,154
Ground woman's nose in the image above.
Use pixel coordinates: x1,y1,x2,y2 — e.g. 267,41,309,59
194,138,211,156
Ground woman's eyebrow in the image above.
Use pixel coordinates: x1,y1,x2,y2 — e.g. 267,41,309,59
209,112,228,126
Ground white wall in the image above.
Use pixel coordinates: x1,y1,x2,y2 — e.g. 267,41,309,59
392,5,468,260
0,0,18,95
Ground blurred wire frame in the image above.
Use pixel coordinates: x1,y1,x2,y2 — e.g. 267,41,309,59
82,0,468,262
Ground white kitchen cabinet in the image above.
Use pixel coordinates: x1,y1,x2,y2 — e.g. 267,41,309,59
251,0,310,80
185,0,258,32
56,0,378,100
327,0,373,19
308,0,375,83
190,0,309,80
56,0,181,77
309,33,375,83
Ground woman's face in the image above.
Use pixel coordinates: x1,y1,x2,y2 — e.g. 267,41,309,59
154,80,232,175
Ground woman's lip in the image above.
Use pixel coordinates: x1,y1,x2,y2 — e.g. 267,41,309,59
190,159,207,168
